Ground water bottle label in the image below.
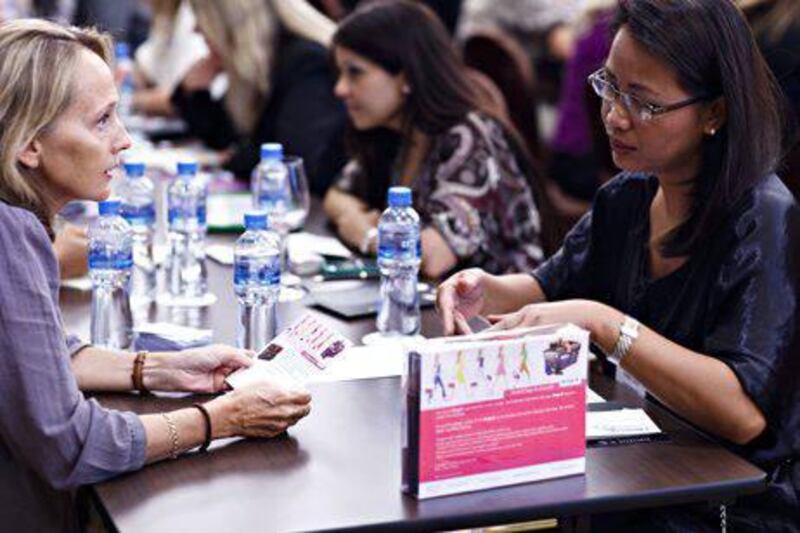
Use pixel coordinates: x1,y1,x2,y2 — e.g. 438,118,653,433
257,191,288,212
378,227,420,260
121,202,156,226
234,257,281,287
168,204,207,226
89,247,133,270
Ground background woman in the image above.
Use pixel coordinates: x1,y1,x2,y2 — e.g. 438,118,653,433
437,0,798,529
0,20,311,531
324,0,544,279
172,0,346,192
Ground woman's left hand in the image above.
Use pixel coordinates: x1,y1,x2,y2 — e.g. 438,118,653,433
147,345,255,393
487,300,618,340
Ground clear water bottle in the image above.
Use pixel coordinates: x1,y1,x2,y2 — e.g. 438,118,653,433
115,42,135,122
118,161,156,302
376,187,421,336
252,143,290,234
89,200,134,349
234,211,281,350
166,160,208,302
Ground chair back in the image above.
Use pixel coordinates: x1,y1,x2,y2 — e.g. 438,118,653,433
462,26,542,159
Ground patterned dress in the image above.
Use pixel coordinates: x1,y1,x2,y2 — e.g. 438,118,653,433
335,112,544,274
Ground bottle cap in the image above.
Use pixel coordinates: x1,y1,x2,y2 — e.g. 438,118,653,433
99,199,121,216
387,186,412,207
115,42,130,60
123,161,145,177
244,211,269,230
177,160,198,175
260,143,283,161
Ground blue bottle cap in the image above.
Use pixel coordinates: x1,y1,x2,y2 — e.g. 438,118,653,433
387,186,412,207
99,199,121,215
115,42,130,59
260,143,283,160
244,211,269,230
123,161,145,177
177,160,198,175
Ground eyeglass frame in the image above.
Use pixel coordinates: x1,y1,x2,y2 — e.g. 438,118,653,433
587,68,714,122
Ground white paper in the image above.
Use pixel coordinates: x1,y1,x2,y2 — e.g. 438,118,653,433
313,344,405,382
287,232,352,259
206,244,234,265
226,313,353,388
586,408,661,439
207,194,251,229
60,276,92,292
586,388,606,404
134,322,213,343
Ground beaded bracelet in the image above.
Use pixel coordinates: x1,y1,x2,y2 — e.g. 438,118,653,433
132,351,150,394
161,412,180,460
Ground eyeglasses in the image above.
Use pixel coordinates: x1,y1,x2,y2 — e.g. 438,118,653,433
587,68,711,122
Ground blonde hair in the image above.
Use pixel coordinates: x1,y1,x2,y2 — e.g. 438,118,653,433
189,0,277,135
0,18,112,236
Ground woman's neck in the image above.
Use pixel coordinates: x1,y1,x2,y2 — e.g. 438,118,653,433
398,128,430,187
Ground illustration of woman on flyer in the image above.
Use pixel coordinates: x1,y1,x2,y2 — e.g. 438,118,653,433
515,343,531,383
494,346,509,391
433,355,447,400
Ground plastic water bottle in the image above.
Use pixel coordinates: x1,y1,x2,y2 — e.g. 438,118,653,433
234,211,281,350
376,187,421,336
89,200,134,349
115,42,135,122
166,160,208,302
252,143,290,234
118,161,156,302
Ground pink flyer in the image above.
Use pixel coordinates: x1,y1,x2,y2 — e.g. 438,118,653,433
403,324,589,499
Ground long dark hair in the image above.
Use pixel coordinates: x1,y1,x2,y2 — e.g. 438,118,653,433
331,0,483,208
614,0,784,257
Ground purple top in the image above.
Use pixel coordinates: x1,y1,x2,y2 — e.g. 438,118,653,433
551,14,612,157
0,201,146,531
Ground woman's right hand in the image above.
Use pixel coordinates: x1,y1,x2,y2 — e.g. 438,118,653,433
436,268,491,336
208,381,312,439
336,209,381,251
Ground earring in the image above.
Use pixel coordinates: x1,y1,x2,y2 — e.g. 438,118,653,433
402,85,411,95
708,128,717,136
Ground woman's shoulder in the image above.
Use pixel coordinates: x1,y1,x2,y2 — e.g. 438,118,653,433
593,171,657,211
0,201,59,280
0,201,50,242
729,174,798,241
0,201,55,265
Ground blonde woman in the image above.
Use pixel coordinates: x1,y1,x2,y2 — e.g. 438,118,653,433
173,0,345,191
0,20,311,531
132,0,208,116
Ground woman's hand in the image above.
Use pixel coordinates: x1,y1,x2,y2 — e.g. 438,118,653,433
181,53,223,92
145,345,255,393
487,300,620,342
54,223,88,279
436,268,492,336
208,380,312,439
336,209,380,251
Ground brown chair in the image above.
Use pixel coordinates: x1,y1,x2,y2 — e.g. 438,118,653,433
461,25,542,160
464,68,511,126
462,26,594,254
779,138,800,200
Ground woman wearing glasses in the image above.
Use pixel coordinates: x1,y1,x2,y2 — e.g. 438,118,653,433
437,0,798,529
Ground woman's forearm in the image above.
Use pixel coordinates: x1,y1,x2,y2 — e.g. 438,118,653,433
485,273,547,315
70,348,180,392
323,188,368,224
590,307,767,445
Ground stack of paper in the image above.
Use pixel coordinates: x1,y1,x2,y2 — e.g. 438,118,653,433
134,322,213,352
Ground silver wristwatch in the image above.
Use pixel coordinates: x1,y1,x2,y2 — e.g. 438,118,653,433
607,315,640,366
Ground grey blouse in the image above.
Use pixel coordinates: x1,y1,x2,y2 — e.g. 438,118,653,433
0,201,146,531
